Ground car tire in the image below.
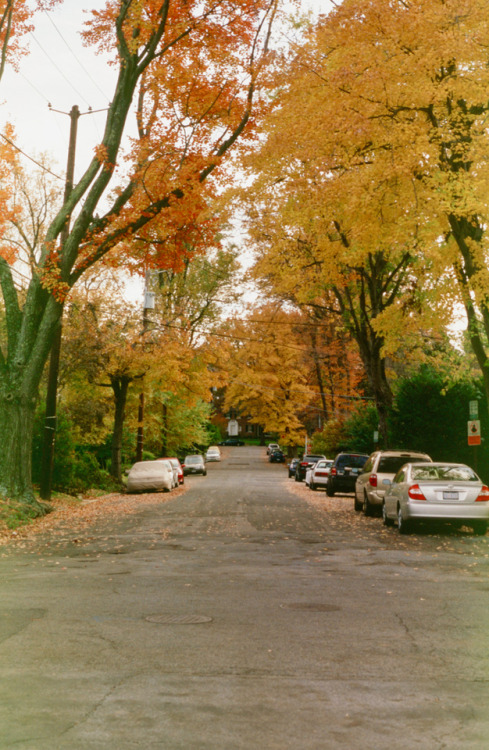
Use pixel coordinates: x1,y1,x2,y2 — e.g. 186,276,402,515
363,492,374,517
354,495,362,512
295,473,301,482
397,507,412,534
382,502,394,526
310,482,316,491
472,521,487,535
326,484,335,497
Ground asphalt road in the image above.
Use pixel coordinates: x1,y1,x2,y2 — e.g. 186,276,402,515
1,445,489,749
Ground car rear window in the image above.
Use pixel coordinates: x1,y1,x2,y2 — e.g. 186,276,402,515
337,454,368,468
378,456,430,473
412,465,478,482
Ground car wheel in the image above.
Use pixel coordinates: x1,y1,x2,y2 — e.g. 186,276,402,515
397,506,412,534
310,482,316,491
472,521,487,536
203,471,207,476
295,473,301,482
354,495,362,512
363,492,374,517
382,502,394,526
326,484,335,497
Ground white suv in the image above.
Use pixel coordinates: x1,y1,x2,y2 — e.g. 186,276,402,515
355,449,432,515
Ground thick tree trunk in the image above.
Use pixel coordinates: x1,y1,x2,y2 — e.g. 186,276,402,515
356,337,393,447
0,390,47,513
110,376,130,483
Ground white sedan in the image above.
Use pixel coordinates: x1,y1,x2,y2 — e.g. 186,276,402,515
383,462,489,535
305,460,334,490
205,448,221,462
126,460,175,493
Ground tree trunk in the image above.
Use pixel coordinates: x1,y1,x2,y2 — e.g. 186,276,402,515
0,390,47,512
110,376,130,483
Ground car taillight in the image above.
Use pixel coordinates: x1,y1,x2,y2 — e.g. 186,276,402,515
369,474,377,488
476,485,489,501
331,467,337,476
300,461,308,467
408,484,426,501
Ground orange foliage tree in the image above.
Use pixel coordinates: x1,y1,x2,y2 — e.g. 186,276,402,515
220,304,363,448
0,0,283,509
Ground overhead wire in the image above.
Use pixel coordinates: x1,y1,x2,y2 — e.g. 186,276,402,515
0,132,63,180
28,32,92,108
42,10,110,101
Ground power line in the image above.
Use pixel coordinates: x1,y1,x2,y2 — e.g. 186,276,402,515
0,132,63,180
29,32,92,108
43,10,110,102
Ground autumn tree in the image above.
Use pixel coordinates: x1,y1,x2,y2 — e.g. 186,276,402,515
317,0,489,424
0,0,283,510
62,290,152,483
238,0,469,443
269,0,489,420
222,306,322,447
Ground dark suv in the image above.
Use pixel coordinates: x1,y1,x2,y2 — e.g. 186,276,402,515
326,452,369,496
295,454,326,482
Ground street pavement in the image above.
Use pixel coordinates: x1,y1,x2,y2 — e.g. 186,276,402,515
1,445,489,749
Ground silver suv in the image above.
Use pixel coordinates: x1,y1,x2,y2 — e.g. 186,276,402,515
355,449,432,515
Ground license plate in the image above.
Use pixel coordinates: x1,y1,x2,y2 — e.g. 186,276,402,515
443,491,459,500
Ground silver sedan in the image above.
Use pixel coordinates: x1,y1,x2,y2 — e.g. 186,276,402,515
382,462,489,535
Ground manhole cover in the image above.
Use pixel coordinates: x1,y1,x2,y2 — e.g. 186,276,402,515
280,603,340,612
145,614,213,625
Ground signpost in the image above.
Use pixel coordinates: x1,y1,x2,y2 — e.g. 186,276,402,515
468,420,481,446
468,408,481,473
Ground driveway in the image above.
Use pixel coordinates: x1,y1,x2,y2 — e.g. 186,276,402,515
1,445,489,749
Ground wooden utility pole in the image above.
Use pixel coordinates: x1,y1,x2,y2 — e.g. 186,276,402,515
135,271,154,462
39,105,80,500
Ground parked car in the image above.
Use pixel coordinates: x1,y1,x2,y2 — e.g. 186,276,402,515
306,459,334,490
127,460,175,493
295,454,326,482
288,458,299,478
267,443,280,455
219,438,245,446
183,454,207,476
205,447,221,462
355,449,432,514
159,457,184,485
269,448,285,463
382,462,489,535
326,452,369,496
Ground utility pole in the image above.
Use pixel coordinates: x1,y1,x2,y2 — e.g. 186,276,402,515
39,105,79,500
39,103,105,500
135,271,155,462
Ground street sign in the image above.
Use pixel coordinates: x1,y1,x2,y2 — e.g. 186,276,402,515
469,400,479,418
468,420,481,446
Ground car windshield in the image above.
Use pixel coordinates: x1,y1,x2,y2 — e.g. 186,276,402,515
316,461,331,469
411,465,478,482
186,456,202,464
378,456,429,473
